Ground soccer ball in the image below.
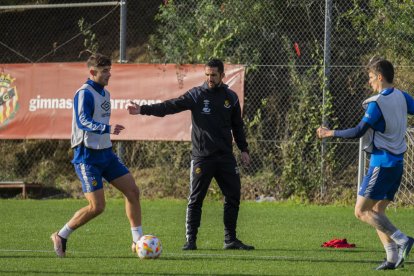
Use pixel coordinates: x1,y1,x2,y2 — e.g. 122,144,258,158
136,235,162,259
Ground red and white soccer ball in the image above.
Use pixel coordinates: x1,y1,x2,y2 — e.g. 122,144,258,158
136,235,162,259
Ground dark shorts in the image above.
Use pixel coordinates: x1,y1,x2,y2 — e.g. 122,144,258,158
358,165,403,201
74,154,129,193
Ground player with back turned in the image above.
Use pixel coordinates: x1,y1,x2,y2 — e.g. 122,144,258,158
127,59,254,251
317,57,414,270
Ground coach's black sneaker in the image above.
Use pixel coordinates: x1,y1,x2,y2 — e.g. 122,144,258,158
182,241,197,250
375,259,396,270
395,236,414,268
224,239,255,250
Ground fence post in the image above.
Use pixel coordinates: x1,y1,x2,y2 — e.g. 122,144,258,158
321,0,333,197
357,137,365,195
118,0,127,160
119,0,127,63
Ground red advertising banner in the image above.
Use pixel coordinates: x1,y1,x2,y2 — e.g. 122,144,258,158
0,63,245,141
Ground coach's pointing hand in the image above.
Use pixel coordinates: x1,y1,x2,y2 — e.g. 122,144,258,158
126,101,141,115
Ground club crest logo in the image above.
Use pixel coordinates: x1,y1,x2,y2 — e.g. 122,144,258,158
0,73,19,129
224,99,231,108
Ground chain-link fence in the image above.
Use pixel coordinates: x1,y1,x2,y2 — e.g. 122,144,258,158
1,0,414,203
401,129,414,204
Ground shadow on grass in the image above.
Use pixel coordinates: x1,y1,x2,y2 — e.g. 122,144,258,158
159,255,379,264
196,247,383,254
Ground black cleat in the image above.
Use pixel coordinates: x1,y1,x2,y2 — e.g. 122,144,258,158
396,236,414,268
182,241,197,250
223,239,254,250
375,259,396,270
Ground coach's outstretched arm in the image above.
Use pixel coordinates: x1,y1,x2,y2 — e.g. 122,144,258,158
126,91,194,117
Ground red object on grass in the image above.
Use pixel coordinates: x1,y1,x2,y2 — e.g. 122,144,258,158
322,238,356,248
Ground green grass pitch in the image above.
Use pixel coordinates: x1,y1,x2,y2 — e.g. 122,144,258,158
0,199,413,275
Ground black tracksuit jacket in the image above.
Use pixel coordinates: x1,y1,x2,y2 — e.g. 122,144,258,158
140,82,248,157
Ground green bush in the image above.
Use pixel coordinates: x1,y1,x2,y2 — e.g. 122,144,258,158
280,37,337,201
148,0,280,64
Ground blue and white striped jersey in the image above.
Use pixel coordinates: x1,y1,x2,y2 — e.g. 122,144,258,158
71,79,113,165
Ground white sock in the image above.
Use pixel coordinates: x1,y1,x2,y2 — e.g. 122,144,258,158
58,224,74,239
384,243,398,263
390,230,409,245
131,226,143,243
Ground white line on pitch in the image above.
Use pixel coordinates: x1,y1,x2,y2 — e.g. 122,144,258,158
0,249,347,261
2,249,411,264
0,249,53,253
0,249,88,253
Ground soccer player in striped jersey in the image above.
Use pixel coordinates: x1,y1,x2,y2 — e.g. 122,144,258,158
317,57,414,270
51,53,143,257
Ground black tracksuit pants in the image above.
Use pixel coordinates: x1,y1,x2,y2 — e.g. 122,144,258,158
185,153,241,242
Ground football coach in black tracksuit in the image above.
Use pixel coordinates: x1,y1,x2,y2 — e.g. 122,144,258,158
127,59,254,251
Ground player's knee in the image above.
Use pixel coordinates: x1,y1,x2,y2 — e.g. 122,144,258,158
132,188,140,202
90,202,105,216
354,208,367,221
124,185,140,202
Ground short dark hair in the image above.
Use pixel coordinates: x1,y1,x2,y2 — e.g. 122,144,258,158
87,53,111,68
206,58,224,73
367,57,394,83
